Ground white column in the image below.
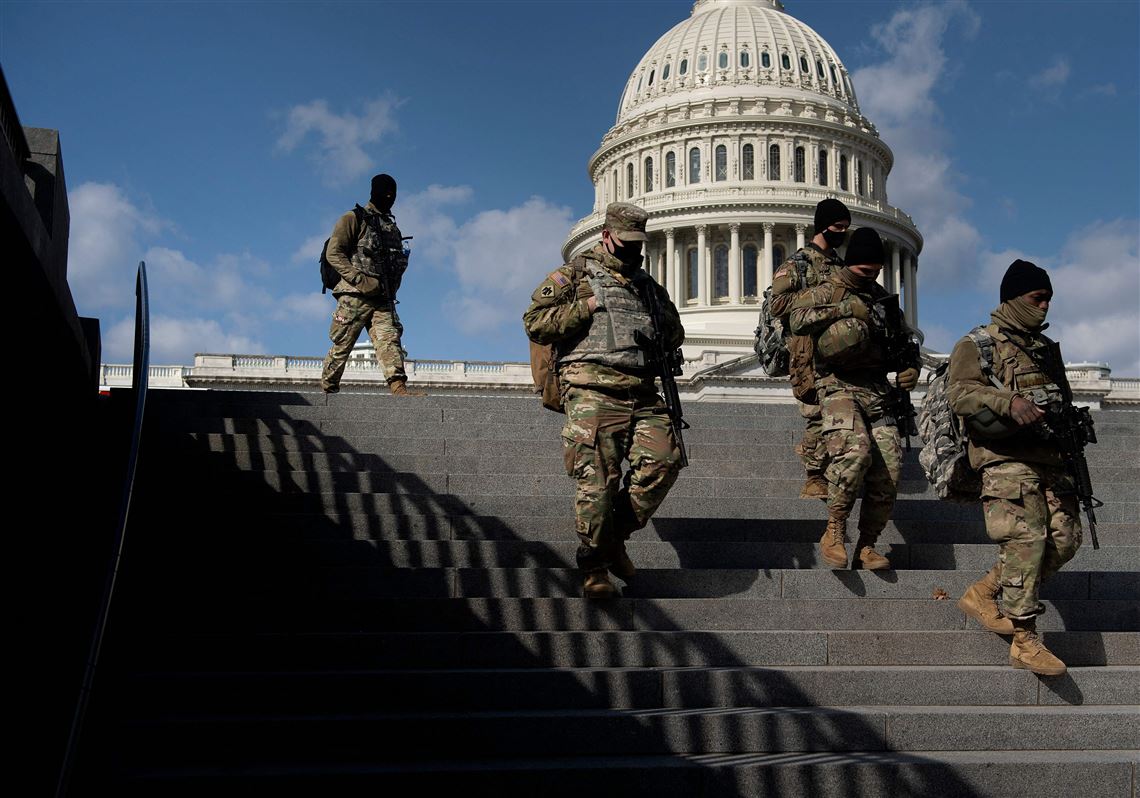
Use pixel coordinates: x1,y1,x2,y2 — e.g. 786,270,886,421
910,254,920,327
729,223,741,304
891,243,902,295
761,222,775,290
795,224,806,250
875,239,886,287
664,227,677,301
696,224,708,306
903,250,915,327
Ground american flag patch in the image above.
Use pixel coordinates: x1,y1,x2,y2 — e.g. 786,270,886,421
549,271,570,287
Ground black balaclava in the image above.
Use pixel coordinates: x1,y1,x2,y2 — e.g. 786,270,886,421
844,227,885,268
371,174,397,213
612,238,644,269
1000,259,1052,302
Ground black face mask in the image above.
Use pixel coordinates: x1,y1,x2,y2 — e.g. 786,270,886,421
614,241,643,268
372,191,396,213
822,229,847,249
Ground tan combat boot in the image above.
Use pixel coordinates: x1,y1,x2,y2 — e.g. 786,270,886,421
388,378,425,396
853,532,890,571
609,542,636,581
583,569,617,598
1010,620,1066,676
799,473,828,500
819,515,849,569
958,565,1015,634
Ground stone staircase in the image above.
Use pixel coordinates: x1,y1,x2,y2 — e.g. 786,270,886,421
78,390,1139,796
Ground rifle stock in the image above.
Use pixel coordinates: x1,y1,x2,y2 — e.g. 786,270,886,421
637,277,690,468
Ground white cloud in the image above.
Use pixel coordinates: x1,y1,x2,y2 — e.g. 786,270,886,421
1029,57,1071,90
399,184,473,263
275,95,401,185
852,1,981,284
67,182,165,312
291,231,330,265
105,314,264,364
272,292,331,322
1087,83,1117,97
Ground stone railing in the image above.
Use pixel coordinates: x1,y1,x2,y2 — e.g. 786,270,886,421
99,351,1140,406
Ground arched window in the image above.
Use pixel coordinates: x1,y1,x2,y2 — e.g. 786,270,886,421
626,163,634,198
689,147,701,184
740,50,750,68
829,64,838,85
772,245,786,269
768,144,781,181
648,69,655,87
714,245,729,299
644,157,654,192
743,245,758,297
794,146,805,183
839,154,849,191
761,51,771,69
856,159,865,195
715,145,727,181
780,52,791,70
612,169,618,201
816,59,825,79
636,74,643,92
742,144,755,180
686,248,699,301
663,63,671,80
799,55,810,73
665,151,676,187
697,52,708,72
818,149,829,186
718,50,728,69
679,58,688,75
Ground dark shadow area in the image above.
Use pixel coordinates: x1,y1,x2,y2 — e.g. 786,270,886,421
67,390,1140,796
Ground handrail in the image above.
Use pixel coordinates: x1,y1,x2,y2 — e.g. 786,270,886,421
57,262,149,796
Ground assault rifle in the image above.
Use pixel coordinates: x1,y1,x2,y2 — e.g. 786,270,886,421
1034,340,1102,549
635,275,690,468
871,294,922,450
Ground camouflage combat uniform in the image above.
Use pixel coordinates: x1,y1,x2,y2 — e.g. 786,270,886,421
523,244,685,574
769,244,845,480
320,202,409,392
790,273,918,564
947,305,1082,620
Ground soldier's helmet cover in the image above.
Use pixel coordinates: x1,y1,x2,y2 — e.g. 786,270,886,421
816,317,872,364
604,202,649,242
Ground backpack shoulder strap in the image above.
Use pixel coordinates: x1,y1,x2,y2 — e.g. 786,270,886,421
967,325,1004,390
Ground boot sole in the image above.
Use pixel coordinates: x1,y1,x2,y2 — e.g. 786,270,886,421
820,553,848,569
1010,657,1066,677
856,560,891,571
958,597,1015,635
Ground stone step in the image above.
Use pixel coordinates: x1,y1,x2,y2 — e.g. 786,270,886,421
126,630,1140,670
131,490,1140,524
111,705,1140,765
119,666,1140,714
122,597,1139,634
155,512,1138,547
93,749,1140,798
128,537,1140,572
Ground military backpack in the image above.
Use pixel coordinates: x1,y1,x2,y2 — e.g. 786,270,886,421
753,251,812,377
918,326,1000,501
528,257,587,414
319,206,367,294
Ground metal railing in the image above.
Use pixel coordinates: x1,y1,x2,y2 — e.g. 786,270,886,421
57,262,150,796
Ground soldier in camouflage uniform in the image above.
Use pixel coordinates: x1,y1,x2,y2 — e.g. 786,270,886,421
321,173,417,396
789,228,920,570
948,260,1080,676
523,203,685,598
768,198,851,499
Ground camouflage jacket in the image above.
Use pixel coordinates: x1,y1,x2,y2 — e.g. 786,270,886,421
947,318,1064,470
523,245,684,390
767,244,844,319
328,202,406,297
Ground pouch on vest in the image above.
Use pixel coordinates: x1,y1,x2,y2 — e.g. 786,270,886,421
788,334,817,404
530,340,564,413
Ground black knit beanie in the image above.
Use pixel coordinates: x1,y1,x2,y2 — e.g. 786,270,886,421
844,227,885,266
1000,259,1051,302
814,198,851,234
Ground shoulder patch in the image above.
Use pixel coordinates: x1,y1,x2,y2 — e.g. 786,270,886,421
549,270,570,287
540,284,555,298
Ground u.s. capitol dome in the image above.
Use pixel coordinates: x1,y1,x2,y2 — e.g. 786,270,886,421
563,0,923,358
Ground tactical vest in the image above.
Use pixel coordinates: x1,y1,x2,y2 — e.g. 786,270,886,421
558,264,655,371
987,325,1064,408
352,208,408,284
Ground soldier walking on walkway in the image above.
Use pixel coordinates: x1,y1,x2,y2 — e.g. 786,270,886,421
948,260,1081,676
524,203,686,598
789,227,920,570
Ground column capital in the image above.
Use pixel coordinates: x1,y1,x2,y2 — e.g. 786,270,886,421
794,223,807,234
695,224,708,235
762,222,775,234
663,227,675,237
729,222,741,234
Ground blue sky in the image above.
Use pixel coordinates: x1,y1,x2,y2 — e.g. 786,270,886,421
3,0,1138,373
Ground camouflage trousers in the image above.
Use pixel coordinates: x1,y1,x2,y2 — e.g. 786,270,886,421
981,460,1082,620
321,294,407,391
820,382,902,537
561,385,683,569
796,400,826,475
